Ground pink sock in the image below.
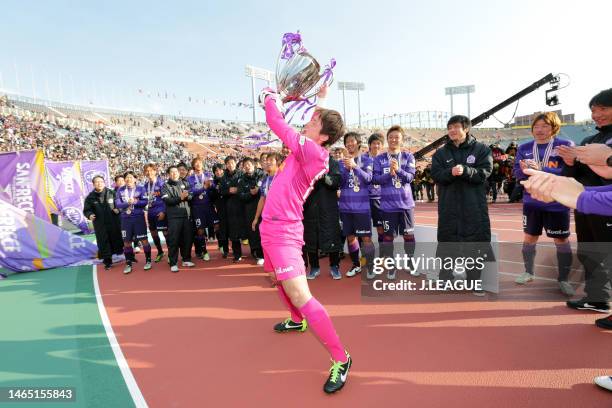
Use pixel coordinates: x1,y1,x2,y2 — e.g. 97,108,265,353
298,297,346,362
277,286,303,323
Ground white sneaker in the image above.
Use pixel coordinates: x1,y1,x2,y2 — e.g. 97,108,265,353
256,258,265,266
515,272,534,284
182,261,195,267
558,281,575,296
123,265,132,274
144,262,152,271
134,247,141,253
594,376,612,391
170,265,179,273
203,253,210,261
346,266,361,277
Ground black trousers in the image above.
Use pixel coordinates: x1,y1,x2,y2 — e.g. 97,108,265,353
574,211,612,303
167,217,193,266
94,223,123,265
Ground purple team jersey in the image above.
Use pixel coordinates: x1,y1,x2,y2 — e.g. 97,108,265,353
363,152,381,200
513,138,573,211
143,177,166,215
339,154,373,213
115,185,148,218
188,172,214,207
372,151,416,211
260,175,275,198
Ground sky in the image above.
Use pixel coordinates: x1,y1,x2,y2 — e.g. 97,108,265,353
1,0,610,128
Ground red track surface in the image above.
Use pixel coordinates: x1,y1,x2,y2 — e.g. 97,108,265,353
98,202,611,407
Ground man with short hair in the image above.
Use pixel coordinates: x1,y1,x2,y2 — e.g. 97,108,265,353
219,156,244,262
83,176,123,270
161,165,195,272
431,115,493,294
558,88,612,312
238,157,265,264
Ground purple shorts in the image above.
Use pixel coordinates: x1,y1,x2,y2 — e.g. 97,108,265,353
121,214,148,240
381,209,415,236
523,207,570,238
192,206,219,230
340,212,372,237
147,212,168,232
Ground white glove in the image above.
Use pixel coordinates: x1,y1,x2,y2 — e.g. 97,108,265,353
258,88,283,112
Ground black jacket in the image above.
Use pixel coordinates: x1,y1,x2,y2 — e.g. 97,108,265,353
161,179,193,219
561,125,612,187
431,134,493,242
303,157,342,253
83,188,123,255
238,171,265,217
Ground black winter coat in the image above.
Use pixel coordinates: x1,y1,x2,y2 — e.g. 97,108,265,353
83,188,123,257
303,157,342,253
431,135,493,242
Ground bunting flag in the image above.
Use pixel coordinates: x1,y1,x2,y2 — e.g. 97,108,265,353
0,199,98,272
45,161,91,233
0,150,52,222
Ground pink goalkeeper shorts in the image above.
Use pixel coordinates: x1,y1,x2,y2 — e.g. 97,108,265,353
260,220,306,281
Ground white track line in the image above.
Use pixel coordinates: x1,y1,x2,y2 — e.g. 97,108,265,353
92,265,148,408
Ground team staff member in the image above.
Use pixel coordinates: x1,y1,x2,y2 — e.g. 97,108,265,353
219,156,244,262
431,115,493,293
161,165,195,272
238,157,265,264
143,163,167,263
212,163,229,258
115,171,152,274
83,175,123,270
559,88,612,312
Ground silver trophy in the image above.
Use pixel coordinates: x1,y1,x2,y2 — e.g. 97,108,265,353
275,32,333,104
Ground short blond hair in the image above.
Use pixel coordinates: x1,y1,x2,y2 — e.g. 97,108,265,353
531,112,561,136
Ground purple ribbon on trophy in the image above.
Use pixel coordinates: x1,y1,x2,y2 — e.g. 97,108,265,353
275,31,336,123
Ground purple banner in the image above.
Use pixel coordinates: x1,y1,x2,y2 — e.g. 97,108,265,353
0,150,52,222
0,199,98,272
45,161,91,233
80,160,110,195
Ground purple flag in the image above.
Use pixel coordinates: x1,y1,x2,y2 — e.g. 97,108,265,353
0,199,98,272
46,161,91,233
80,160,110,195
0,150,52,222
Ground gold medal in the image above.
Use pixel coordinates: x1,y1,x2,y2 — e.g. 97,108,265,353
353,185,360,193
199,194,204,199
394,180,402,189
126,209,132,215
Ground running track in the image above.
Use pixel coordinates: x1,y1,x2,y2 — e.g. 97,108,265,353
98,202,611,407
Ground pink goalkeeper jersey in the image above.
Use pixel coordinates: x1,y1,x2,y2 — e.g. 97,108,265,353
261,96,329,223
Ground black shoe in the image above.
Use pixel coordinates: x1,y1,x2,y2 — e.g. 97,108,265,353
222,252,228,259
233,257,242,263
104,264,112,270
566,298,610,313
324,352,352,394
274,318,308,333
595,314,612,330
